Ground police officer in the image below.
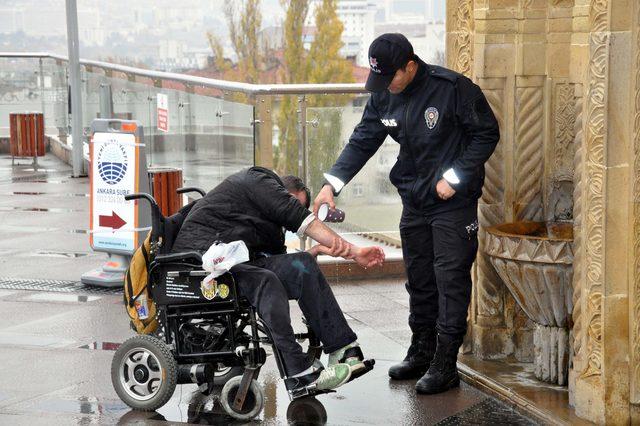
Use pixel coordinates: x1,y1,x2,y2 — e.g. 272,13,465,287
313,33,499,395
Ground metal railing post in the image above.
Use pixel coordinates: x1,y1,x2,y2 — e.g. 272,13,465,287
253,95,273,169
298,95,308,252
99,83,113,119
65,0,85,177
38,58,46,121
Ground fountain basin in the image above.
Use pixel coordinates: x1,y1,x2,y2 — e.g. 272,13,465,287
484,221,574,385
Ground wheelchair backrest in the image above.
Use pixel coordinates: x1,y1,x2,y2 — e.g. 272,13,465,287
125,188,206,256
158,199,200,255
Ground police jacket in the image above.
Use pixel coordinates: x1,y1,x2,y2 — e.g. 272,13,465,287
328,57,500,213
171,167,311,258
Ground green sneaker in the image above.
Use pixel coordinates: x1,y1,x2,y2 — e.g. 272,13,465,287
315,363,352,390
329,342,366,373
285,363,352,399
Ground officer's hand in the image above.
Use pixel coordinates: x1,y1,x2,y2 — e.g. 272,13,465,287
313,184,336,217
352,246,385,268
436,179,456,200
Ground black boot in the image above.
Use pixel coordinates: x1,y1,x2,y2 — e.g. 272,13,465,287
415,333,463,394
388,328,436,380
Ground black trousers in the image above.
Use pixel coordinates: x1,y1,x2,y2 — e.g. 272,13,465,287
400,202,479,337
230,252,357,376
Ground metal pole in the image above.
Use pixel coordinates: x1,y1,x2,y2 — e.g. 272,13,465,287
38,58,46,119
65,0,84,177
99,83,114,119
298,95,308,252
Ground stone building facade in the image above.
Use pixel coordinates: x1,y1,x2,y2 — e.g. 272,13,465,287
446,0,640,423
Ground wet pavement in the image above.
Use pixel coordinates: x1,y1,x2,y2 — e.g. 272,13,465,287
0,152,539,425
0,287,538,425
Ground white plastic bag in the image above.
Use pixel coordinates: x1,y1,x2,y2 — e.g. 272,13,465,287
201,240,250,284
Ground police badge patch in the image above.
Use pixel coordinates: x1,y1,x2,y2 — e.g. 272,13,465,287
200,278,217,300
425,107,439,130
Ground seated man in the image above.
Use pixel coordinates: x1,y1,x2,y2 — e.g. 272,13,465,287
171,166,385,394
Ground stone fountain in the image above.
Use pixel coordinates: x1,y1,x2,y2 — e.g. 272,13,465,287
484,221,573,385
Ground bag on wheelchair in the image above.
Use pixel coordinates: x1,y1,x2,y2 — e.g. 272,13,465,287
124,232,158,334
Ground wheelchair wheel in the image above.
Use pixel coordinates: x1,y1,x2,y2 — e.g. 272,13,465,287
111,335,177,411
220,376,264,420
198,364,244,395
286,397,328,425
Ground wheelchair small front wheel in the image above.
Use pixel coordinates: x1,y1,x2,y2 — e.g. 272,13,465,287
198,364,244,395
286,397,328,425
111,335,177,411
220,376,264,420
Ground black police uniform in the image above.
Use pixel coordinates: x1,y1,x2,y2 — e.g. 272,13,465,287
326,56,499,384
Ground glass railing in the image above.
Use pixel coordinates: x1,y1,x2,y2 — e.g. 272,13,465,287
305,96,402,247
0,56,68,138
0,52,401,248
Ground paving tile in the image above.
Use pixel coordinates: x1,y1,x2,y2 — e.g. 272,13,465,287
348,308,411,332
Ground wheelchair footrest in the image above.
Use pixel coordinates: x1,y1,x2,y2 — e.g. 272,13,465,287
288,385,336,401
285,369,339,401
347,358,375,383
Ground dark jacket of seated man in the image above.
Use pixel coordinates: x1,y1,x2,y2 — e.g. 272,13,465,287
171,166,309,257
170,166,384,389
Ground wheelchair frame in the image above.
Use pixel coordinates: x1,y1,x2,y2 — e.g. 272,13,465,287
123,188,324,413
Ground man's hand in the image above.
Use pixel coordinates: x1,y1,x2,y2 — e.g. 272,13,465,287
313,184,336,217
436,178,456,200
308,237,352,258
352,246,385,268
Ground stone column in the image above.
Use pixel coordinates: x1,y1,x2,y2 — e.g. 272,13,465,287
452,0,553,361
571,0,633,423
633,1,640,422
568,0,590,407
449,0,518,360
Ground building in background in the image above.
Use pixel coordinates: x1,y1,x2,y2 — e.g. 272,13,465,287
306,0,377,67
373,0,446,66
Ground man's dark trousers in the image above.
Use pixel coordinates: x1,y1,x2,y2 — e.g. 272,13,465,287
231,252,357,376
400,201,479,338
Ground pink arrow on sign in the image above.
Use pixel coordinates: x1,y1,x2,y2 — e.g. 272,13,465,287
99,211,126,229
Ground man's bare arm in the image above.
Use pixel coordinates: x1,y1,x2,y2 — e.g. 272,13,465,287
305,218,348,251
304,219,385,268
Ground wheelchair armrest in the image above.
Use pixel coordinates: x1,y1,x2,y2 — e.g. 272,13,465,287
154,251,202,264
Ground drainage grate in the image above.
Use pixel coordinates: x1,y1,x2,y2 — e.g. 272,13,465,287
436,398,539,426
0,277,122,295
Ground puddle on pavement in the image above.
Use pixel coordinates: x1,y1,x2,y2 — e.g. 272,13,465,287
0,332,75,348
32,397,129,415
24,179,70,184
0,225,60,233
79,341,121,351
69,229,89,234
31,251,90,258
0,226,88,235
0,191,88,197
26,293,100,303
0,206,80,213
1,168,58,173
146,389,335,425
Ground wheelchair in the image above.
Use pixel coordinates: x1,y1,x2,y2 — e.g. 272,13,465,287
110,187,327,420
